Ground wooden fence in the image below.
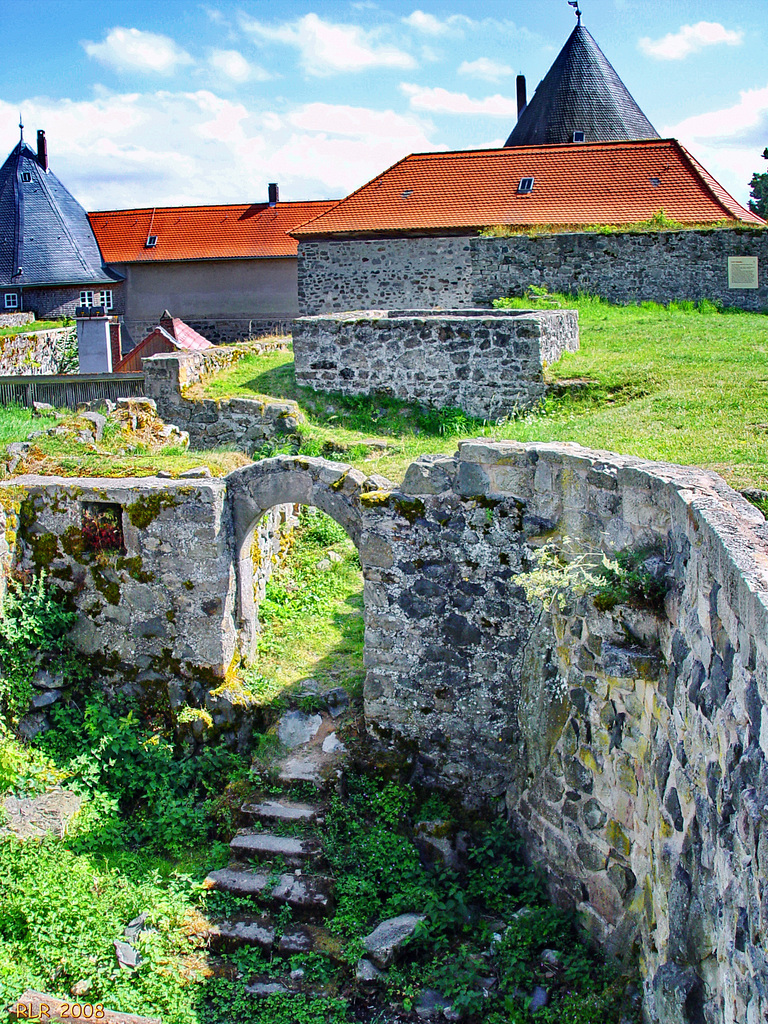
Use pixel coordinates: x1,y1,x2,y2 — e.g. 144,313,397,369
0,373,146,410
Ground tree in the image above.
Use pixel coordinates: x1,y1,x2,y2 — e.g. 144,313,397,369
749,146,768,218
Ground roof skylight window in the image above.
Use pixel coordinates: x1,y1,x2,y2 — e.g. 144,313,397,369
650,177,660,187
21,172,31,182
145,235,158,248
517,177,534,194
572,131,585,143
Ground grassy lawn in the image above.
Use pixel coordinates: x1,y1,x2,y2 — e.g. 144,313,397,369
197,297,768,491
0,320,64,337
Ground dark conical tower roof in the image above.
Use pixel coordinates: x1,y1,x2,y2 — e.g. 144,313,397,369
505,24,659,147
0,138,117,287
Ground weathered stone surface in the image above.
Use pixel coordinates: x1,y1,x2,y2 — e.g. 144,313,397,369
2,788,82,839
229,831,319,867
204,867,334,915
293,308,578,420
363,913,425,968
242,799,321,823
205,916,275,951
414,989,453,1019
277,710,323,749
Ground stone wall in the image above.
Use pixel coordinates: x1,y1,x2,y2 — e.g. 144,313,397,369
142,346,304,450
296,229,768,314
360,441,768,1024
124,317,293,348
297,237,473,315
293,309,578,419
0,326,75,375
0,312,34,328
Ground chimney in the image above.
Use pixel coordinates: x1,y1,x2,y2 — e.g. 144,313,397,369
268,182,279,206
36,129,48,171
516,76,527,121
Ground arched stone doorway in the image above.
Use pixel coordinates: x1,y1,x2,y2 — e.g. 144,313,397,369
226,455,368,655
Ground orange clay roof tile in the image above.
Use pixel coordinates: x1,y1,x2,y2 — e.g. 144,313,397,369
291,139,764,237
89,200,339,263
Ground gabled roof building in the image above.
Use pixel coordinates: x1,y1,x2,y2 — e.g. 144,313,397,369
89,191,338,345
0,128,121,318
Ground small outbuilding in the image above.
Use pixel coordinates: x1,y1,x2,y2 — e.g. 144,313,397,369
114,310,212,373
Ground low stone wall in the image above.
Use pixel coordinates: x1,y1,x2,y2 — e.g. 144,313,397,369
142,347,304,450
297,229,768,314
0,312,34,328
293,308,578,419
0,327,74,375
298,237,473,316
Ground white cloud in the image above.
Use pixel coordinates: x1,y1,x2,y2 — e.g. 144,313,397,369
240,12,416,76
458,57,515,82
208,49,270,83
0,90,435,208
403,10,470,35
401,83,517,116
639,21,743,61
83,27,194,76
664,85,768,205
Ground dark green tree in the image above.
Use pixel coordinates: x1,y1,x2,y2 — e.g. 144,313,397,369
749,146,768,218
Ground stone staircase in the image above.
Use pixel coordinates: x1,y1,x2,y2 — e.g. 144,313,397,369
202,793,343,995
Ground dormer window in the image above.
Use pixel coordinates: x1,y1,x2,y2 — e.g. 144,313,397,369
21,172,31,182
517,177,534,194
572,131,585,143
145,235,158,248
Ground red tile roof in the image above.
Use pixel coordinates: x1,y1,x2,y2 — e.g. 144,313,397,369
291,139,765,238
114,312,212,372
89,200,338,263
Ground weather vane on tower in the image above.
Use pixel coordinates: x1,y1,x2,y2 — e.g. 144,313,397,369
567,1,582,24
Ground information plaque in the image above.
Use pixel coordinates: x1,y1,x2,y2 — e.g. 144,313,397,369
728,256,759,289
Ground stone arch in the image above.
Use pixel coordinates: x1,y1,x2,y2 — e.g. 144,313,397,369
226,455,367,654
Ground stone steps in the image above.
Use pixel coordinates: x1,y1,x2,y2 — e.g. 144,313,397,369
242,798,323,824
229,830,322,867
204,866,335,917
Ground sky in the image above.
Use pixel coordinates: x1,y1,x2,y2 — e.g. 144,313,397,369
2,0,767,212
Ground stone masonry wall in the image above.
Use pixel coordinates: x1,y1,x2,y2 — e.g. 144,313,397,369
359,441,768,1024
470,229,768,311
0,326,75,375
297,237,473,315
0,312,35,328
293,309,578,419
142,346,304,450
125,317,293,348
296,230,767,314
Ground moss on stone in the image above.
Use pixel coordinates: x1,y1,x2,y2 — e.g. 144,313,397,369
606,819,631,859
360,490,392,508
182,579,194,591
0,486,25,512
27,531,60,571
126,491,180,529
116,555,154,583
392,495,426,523
91,566,120,606
61,525,85,561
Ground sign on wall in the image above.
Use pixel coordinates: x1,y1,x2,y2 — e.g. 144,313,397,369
728,256,759,289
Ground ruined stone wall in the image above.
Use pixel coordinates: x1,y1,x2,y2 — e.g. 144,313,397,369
142,347,304,450
0,476,293,746
0,326,75,375
293,309,578,419
360,441,768,1024
0,312,35,328
296,230,767,314
297,237,473,315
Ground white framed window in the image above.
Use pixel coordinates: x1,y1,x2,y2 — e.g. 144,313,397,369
4,293,18,310
80,290,94,307
101,290,114,312
517,177,534,194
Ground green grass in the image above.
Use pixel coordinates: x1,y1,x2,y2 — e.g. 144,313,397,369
243,509,364,706
199,296,768,491
0,405,59,446
0,320,64,338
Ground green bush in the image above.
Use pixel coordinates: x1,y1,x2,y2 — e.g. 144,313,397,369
0,572,81,722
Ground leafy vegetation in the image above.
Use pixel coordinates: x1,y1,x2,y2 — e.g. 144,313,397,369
0,320,64,338
749,146,768,219
479,211,739,237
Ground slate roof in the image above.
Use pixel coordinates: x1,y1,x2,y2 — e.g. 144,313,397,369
505,24,659,147
89,200,338,264
0,141,118,288
290,139,765,239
